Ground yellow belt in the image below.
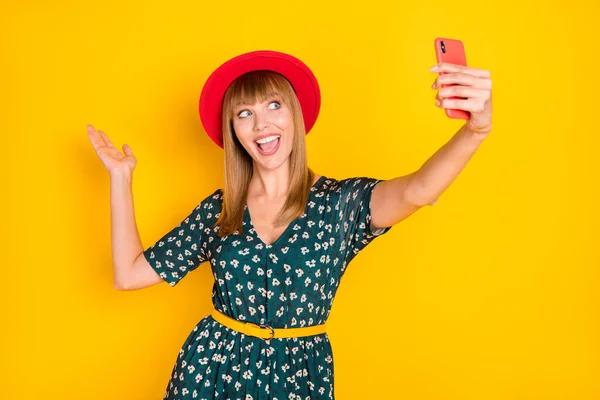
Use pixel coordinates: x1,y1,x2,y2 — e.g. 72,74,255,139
211,308,327,340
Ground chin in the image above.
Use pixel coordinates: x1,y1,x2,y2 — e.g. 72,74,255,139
253,150,292,171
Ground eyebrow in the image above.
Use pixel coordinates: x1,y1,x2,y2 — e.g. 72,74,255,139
235,91,281,107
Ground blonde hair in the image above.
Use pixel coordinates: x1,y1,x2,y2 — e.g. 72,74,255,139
216,70,315,237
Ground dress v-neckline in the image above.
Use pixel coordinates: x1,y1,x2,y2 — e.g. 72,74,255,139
244,175,326,247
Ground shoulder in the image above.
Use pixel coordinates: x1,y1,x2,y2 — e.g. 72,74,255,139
196,188,224,218
319,176,384,195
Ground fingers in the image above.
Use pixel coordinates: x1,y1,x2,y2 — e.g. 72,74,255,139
98,130,115,148
431,62,491,78
122,143,135,157
87,124,116,148
435,86,488,101
432,71,492,91
434,85,489,112
87,125,105,150
87,124,119,153
436,97,486,114
432,72,490,90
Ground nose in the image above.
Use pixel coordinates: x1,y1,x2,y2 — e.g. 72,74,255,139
253,110,269,131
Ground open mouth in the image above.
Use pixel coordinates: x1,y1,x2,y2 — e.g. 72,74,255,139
255,135,281,156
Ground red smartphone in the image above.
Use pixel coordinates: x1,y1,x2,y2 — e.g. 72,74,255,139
434,37,469,120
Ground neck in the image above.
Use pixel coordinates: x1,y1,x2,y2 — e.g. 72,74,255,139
248,161,291,200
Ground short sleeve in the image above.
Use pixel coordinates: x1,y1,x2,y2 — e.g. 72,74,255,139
142,202,209,287
336,177,392,264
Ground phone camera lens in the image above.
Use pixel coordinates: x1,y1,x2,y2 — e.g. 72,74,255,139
441,41,446,53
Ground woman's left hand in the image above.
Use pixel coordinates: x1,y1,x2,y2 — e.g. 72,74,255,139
431,63,493,137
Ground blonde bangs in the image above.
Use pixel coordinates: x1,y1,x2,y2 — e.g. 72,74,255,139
224,71,297,121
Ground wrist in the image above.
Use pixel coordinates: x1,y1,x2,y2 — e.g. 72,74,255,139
463,123,492,140
110,168,134,182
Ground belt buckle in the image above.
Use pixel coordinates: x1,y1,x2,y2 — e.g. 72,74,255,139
259,323,275,341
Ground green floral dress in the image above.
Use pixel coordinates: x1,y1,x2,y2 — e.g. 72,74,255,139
143,175,392,399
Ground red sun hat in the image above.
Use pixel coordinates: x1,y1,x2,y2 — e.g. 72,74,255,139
198,50,321,148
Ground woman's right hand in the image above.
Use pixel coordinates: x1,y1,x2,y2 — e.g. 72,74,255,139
87,125,137,176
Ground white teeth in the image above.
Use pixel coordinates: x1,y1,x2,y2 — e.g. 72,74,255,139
255,135,280,144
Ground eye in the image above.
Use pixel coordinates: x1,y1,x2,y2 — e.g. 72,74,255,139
236,101,281,118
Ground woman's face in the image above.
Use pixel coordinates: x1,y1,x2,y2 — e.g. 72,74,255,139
231,94,294,171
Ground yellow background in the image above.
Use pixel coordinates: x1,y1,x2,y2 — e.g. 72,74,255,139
2,0,599,399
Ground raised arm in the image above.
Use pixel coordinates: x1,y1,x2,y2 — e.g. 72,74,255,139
87,125,163,290
370,62,493,230
109,170,163,290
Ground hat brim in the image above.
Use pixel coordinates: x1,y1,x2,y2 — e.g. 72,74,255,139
199,50,321,148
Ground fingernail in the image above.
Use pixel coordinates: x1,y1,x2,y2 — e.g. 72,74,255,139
435,101,441,107
430,65,438,72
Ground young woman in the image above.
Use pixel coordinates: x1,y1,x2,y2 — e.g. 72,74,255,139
87,50,492,399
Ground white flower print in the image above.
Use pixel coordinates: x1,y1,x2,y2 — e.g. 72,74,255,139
141,177,391,399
